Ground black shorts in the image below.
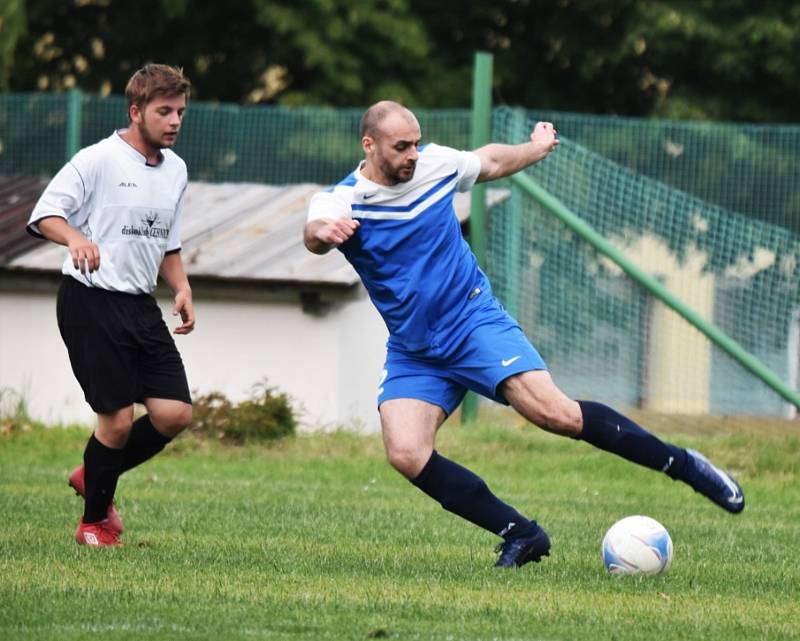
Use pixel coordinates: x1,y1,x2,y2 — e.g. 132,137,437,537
56,275,192,413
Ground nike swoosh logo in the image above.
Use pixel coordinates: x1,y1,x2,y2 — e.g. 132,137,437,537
363,193,376,199
501,356,521,367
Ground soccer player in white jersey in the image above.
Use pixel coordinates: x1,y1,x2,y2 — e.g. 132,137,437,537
26,64,195,546
304,101,745,568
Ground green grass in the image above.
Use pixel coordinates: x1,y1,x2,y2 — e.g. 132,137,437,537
1,411,799,641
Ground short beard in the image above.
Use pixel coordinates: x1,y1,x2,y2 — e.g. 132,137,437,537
380,157,416,184
138,119,173,150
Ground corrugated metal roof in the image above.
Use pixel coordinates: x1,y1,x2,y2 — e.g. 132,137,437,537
7,182,508,286
0,175,49,264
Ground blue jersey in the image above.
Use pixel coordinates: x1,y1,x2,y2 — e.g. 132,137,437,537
307,143,494,353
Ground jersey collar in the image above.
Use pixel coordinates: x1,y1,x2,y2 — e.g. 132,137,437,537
113,130,165,166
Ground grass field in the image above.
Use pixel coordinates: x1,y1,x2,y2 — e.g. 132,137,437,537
1,410,799,641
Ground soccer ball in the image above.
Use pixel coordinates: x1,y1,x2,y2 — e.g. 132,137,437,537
602,515,673,575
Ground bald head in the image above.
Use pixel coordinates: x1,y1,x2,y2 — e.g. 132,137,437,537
359,101,417,140
359,101,421,185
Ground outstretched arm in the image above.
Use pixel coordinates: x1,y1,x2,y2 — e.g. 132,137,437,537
474,121,559,183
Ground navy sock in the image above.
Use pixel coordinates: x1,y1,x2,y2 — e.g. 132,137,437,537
83,434,124,523
577,400,687,478
412,450,535,539
120,415,171,474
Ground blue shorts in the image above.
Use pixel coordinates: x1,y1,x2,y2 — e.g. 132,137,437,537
377,311,547,416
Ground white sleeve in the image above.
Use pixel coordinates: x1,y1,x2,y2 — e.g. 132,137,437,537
455,150,481,192
306,189,351,223
424,143,481,192
26,157,92,238
166,182,187,253
457,151,481,191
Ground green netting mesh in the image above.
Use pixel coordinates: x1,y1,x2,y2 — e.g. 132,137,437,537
530,110,800,235
489,107,799,416
1,93,798,416
0,93,68,176
0,93,470,183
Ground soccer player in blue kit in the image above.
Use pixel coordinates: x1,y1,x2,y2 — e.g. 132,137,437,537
304,101,745,568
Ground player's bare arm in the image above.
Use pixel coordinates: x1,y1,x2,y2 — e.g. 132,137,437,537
159,252,195,334
303,217,360,255
474,121,559,183
38,216,100,274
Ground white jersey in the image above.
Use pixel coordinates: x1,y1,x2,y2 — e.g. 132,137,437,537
27,131,188,294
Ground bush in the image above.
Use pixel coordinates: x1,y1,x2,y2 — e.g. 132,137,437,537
0,388,37,437
191,382,296,443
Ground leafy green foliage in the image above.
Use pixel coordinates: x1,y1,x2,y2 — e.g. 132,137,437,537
411,0,800,121
190,383,296,443
0,0,27,90
4,1,800,120
6,0,431,106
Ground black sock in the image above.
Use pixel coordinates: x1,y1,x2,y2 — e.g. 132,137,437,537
577,400,687,478
120,415,171,474
83,434,124,523
412,450,535,539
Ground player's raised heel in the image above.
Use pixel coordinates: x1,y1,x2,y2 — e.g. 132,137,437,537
494,525,551,568
681,449,745,514
75,518,123,546
68,464,125,534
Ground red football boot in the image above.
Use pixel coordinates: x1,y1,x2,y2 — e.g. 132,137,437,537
68,464,124,534
75,518,122,546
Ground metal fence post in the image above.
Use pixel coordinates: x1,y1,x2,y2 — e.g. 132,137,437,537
65,88,82,162
461,51,493,424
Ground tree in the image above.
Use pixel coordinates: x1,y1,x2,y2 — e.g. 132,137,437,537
0,0,26,90
3,0,800,121
409,0,800,121
6,0,431,106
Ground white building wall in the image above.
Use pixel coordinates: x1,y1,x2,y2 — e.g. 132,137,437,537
336,294,389,432
0,291,85,424
0,289,387,432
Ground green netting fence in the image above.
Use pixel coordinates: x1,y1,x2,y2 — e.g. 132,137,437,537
490,107,799,417
530,109,800,235
1,92,798,416
0,92,471,182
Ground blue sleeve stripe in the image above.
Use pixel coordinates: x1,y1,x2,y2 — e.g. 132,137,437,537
352,170,457,212
339,172,358,187
326,171,358,192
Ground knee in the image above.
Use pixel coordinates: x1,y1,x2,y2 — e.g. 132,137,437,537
537,407,583,437
104,417,134,443
385,444,432,480
151,403,193,437
95,409,134,448
521,396,583,436
503,373,582,435
174,404,193,431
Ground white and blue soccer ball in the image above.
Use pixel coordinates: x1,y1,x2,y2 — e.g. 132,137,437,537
602,515,673,575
